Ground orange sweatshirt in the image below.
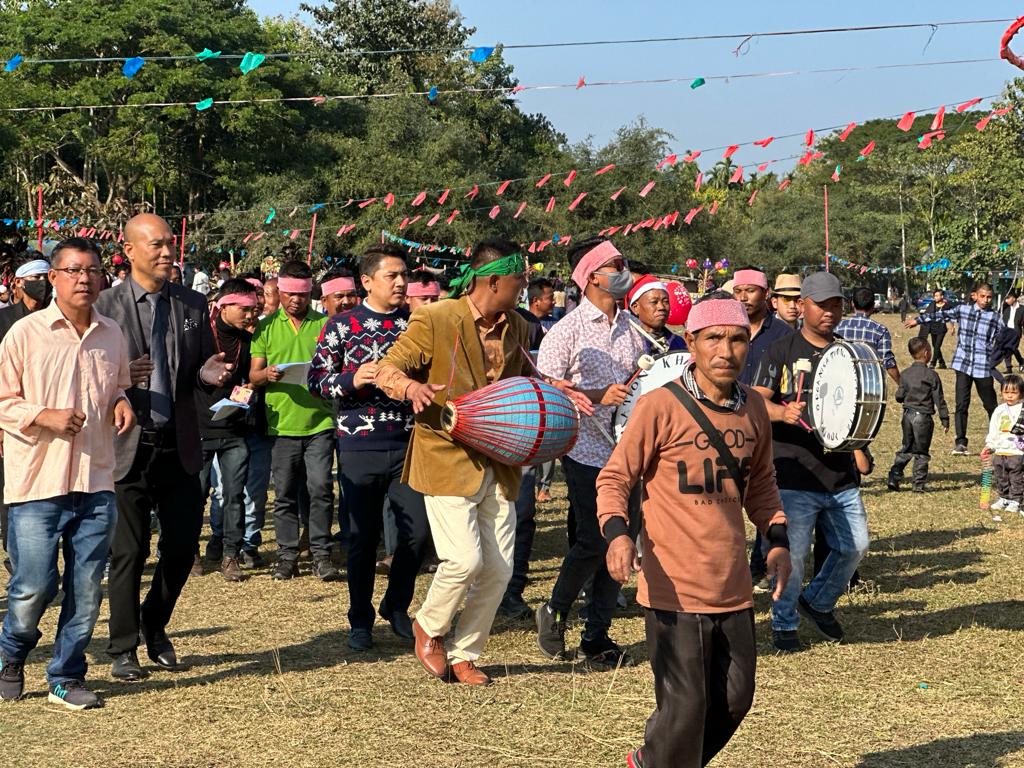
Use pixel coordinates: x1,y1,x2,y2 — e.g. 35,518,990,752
596,384,786,613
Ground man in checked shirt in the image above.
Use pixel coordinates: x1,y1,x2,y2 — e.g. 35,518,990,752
836,287,900,385
906,282,1004,455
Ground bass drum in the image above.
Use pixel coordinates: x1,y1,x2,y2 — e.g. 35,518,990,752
807,340,886,452
613,351,692,441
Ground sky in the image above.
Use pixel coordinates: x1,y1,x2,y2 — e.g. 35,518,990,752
250,1,1019,171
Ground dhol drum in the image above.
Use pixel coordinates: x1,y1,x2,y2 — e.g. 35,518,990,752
613,350,692,441
807,340,887,451
441,376,580,466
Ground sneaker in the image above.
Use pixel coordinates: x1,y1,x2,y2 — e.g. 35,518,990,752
626,748,646,768
0,655,25,701
951,445,969,456
221,556,243,582
990,497,1008,512
772,629,803,653
797,595,844,642
239,550,265,569
189,554,203,578
48,680,102,710
535,603,568,659
347,628,373,652
312,558,342,582
204,538,223,563
1006,501,1020,515
579,634,632,668
271,558,299,581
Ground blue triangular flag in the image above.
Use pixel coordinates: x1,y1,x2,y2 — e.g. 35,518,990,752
123,57,145,78
308,203,325,213
470,46,494,63
4,54,23,72
427,86,438,102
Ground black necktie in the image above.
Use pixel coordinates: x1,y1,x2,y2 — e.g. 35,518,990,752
146,293,173,426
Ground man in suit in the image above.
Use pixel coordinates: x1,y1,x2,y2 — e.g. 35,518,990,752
376,238,591,686
999,290,1024,373
97,214,234,682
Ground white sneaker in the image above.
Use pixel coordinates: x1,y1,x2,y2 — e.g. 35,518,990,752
1006,501,1020,515
990,497,1008,512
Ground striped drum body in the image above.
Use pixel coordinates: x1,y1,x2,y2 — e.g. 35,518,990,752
441,376,580,466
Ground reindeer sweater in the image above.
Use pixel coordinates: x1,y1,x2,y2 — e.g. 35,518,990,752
308,303,413,451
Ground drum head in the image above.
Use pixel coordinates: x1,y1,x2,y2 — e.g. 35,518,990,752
809,343,860,450
613,351,691,441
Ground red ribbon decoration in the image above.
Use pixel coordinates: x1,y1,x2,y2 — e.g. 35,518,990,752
1000,16,1024,71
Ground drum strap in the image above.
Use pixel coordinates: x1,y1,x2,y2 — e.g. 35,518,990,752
665,380,746,505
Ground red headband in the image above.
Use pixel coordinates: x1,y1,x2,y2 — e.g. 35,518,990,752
216,293,259,309
406,281,440,298
277,277,312,294
321,276,357,295
571,240,623,290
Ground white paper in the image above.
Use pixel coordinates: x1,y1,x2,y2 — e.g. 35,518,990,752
209,398,249,422
276,362,311,386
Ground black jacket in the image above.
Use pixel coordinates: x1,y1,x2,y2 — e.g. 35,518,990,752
895,361,949,427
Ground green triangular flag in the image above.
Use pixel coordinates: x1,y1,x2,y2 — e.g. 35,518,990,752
195,48,222,61
195,98,214,111
690,77,706,90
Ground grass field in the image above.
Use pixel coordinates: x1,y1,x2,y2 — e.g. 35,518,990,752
4,317,1024,768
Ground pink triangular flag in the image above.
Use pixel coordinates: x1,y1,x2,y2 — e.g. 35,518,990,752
595,164,616,175
496,180,511,196
358,198,377,209
488,206,500,220
683,151,701,163
253,232,265,241
610,186,626,201
710,200,720,215
757,162,769,172
684,205,704,225
528,242,537,253
657,154,677,169
694,172,703,192
805,129,815,147
748,190,758,206
930,106,945,132
838,122,857,142
563,169,577,186
754,136,774,148
545,196,555,213
383,192,395,209
957,98,982,113
976,115,992,132
576,76,586,89
243,232,254,243
335,227,345,236
860,140,876,157
811,152,824,161
290,229,300,240
411,191,427,206
638,180,656,198
605,226,621,236
427,213,440,227
514,201,527,218
919,131,945,150
798,151,814,166
437,188,450,205
408,215,421,225
896,112,916,132
993,107,1012,116
446,209,460,224
464,185,479,200
664,211,680,227
535,173,551,188
729,166,743,184
779,178,791,191
622,224,633,236
723,145,739,159
568,192,587,211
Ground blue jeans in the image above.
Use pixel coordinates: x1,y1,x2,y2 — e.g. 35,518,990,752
209,434,273,552
199,437,249,557
771,487,869,632
0,492,116,684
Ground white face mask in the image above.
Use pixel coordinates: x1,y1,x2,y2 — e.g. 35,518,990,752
597,268,633,299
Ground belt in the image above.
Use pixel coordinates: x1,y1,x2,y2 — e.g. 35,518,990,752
138,426,175,446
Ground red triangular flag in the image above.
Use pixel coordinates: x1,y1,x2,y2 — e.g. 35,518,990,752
957,97,982,113
919,131,945,150
638,180,656,198
757,162,769,172
595,164,616,175
605,226,621,236
411,191,426,206
657,154,678,169
610,186,626,201
710,200,720,215
993,107,1012,116
427,214,440,227
729,166,743,184
811,151,824,161
838,122,857,142
563,170,577,187
568,192,587,211
535,173,551,188
446,209,460,224
723,145,739,159
514,201,527,219
694,172,703,192
528,242,536,253
683,151,701,163
545,196,555,213
896,112,916,132
930,106,945,131
976,115,992,132
576,76,586,89
779,178,791,191
488,206,500,220
408,216,421,226
684,206,704,225
437,188,450,205
358,198,377,209
747,190,758,206
464,185,479,200
383,192,395,209
753,136,774,148
859,140,876,158
805,129,815,147
622,224,633,236
495,180,511,196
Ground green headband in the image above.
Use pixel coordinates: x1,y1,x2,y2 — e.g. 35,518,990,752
448,252,526,297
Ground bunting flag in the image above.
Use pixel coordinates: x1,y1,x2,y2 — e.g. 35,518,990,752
638,180,656,197
976,114,993,131
488,205,500,220
495,180,511,195
656,154,677,169
930,105,945,131
684,205,704,224
897,111,916,131
728,166,743,184
545,196,555,212
564,169,577,186
747,190,758,206
514,201,527,218
437,188,450,205
568,192,587,210
464,185,479,200
411,191,427,205
595,164,616,175
683,151,701,163
754,136,774,148
778,178,791,191
576,76,586,89
358,197,376,209
805,129,815,147
918,130,945,149
610,186,626,201
831,164,841,182
383,192,395,209
798,151,814,166
446,209,459,224
957,97,983,112
535,173,551,188
427,213,440,227
757,162,769,172
723,145,739,159
694,172,703,192
859,140,876,158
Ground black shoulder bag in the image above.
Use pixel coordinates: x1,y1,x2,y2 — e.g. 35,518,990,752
664,380,746,504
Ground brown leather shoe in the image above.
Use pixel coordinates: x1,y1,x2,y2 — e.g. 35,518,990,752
221,557,243,582
450,660,492,686
190,554,203,578
412,619,447,679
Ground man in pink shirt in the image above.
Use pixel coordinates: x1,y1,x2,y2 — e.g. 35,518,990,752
0,238,135,710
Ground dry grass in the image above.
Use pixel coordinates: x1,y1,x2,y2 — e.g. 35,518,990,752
4,317,1024,768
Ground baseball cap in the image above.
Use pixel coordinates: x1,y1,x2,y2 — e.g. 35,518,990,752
801,271,843,303
773,273,802,297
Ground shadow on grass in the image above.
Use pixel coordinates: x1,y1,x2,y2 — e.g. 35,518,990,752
856,731,1024,767
864,549,988,592
870,526,990,552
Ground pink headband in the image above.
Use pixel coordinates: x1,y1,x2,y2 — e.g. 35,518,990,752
571,240,623,290
406,281,440,298
216,293,259,309
321,276,357,295
277,277,312,294
686,298,751,333
733,269,768,290
245,277,264,290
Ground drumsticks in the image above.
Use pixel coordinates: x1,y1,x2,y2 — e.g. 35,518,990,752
624,354,657,388
793,358,814,432
626,317,669,355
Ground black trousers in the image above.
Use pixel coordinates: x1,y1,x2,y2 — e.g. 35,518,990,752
920,327,947,367
107,438,203,656
198,436,249,557
338,449,429,630
507,464,538,598
642,608,756,768
271,431,335,561
890,410,935,486
953,371,998,449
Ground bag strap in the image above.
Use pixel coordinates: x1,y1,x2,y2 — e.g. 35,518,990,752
665,379,746,504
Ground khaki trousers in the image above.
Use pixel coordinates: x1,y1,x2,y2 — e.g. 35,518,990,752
415,468,515,662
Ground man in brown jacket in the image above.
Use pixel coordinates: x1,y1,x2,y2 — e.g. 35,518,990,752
598,293,791,768
377,238,591,686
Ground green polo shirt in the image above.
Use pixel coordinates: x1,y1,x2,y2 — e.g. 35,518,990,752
251,308,333,437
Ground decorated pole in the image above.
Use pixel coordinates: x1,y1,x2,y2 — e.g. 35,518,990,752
36,186,43,251
179,217,186,267
307,212,318,266
823,185,830,272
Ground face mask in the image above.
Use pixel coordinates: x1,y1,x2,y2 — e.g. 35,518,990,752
22,278,51,304
599,268,633,300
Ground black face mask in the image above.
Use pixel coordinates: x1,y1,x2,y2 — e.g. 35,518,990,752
22,278,51,305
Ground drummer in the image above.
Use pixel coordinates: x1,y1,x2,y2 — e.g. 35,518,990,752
751,271,870,653
535,236,647,668
626,274,686,354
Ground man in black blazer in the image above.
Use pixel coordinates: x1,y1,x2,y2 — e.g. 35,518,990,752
1000,290,1024,373
96,214,233,681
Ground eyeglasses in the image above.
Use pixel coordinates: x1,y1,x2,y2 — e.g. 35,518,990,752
54,267,104,278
